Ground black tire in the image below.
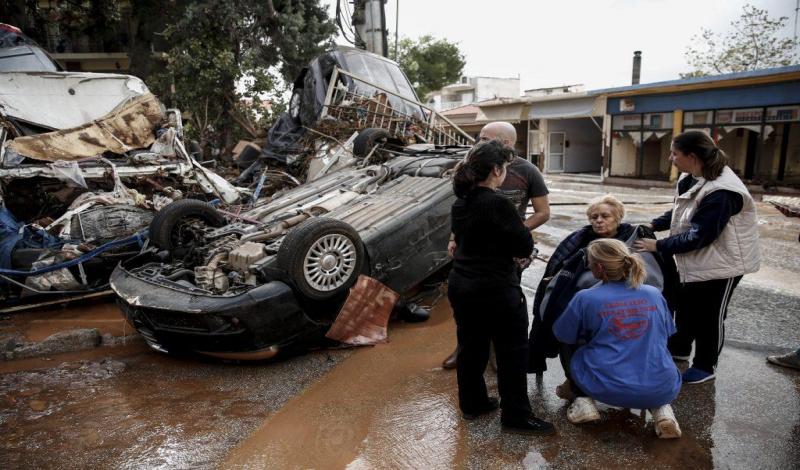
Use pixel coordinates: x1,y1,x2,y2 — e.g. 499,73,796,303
149,199,225,250
288,88,302,123
352,128,392,159
276,217,365,301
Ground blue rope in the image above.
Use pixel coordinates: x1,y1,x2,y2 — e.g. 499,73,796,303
0,230,149,277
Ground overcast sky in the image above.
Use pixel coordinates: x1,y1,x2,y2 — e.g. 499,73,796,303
325,0,798,92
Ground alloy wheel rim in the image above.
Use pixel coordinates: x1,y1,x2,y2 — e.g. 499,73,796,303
303,233,357,291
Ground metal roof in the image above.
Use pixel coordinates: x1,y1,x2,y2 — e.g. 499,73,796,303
593,65,800,95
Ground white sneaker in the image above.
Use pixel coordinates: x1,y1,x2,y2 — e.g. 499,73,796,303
651,404,682,439
567,397,601,424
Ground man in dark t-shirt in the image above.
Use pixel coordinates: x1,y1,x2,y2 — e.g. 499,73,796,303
443,121,551,369
482,122,550,228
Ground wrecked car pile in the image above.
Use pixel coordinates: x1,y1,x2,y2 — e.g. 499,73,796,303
2,44,473,360
237,46,472,185
111,47,475,359
111,141,467,359
0,71,240,309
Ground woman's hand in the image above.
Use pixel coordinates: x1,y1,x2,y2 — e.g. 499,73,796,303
633,238,658,252
448,240,457,257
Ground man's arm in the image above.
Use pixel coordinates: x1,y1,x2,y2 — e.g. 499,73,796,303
523,195,550,230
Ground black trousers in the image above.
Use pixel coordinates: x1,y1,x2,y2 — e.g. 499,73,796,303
448,282,531,420
668,275,742,373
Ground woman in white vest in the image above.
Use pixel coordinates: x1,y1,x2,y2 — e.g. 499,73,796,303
634,130,760,385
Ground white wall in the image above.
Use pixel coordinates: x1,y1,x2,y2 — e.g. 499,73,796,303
547,118,603,173
472,77,520,101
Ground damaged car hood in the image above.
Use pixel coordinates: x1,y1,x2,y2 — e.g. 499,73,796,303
0,72,149,131
6,93,163,162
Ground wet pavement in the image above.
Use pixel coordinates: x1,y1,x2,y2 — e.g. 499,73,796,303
1,177,799,469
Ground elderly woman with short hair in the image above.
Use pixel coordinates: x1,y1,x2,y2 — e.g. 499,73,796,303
528,195,679,373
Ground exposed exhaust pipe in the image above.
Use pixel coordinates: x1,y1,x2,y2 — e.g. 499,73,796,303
632,51,642,85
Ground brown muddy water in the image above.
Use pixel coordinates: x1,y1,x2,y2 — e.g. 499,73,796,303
1,296,799,469
0,297,135,342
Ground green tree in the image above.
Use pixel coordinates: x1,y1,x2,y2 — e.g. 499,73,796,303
396,35,466,100
684,4,799,77
144,0,336,155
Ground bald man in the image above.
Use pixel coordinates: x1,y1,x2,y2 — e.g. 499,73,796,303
478,122,550,230
443,121,551,370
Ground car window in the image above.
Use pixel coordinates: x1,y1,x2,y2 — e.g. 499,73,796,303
388,66,418,101
342,52,424,119
0,46,59,72
343,53,378,85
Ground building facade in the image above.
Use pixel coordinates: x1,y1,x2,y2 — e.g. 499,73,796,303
427,76,520,112
461,65,800,187
602,66,800,185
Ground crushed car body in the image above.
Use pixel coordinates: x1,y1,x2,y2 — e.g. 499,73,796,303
0,71,240,309
238,46,473,184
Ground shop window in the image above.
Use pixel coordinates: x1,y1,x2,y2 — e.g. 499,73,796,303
716,108,763,125
684,110,713,126
717,126,758,177
758,125,782,179
643,113,673,130
641,131,672,179
766,106,800,123
784,123,800,183
612,114,641,130
610,131,638,176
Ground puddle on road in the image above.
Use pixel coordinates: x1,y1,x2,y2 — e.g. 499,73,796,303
0,342,337,470
225,300,467,469
0,298,134,342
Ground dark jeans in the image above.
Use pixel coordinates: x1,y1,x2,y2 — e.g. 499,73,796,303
668,276,742,373
448,282,531,421
559,343,587,397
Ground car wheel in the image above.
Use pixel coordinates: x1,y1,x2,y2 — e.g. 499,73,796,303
148,199,225,251
277,217,365,301
352,128,393,159
289,88,302,123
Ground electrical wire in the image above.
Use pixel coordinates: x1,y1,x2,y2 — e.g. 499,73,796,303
336,0,357,45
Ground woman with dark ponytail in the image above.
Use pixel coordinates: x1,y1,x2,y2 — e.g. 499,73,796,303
448,139,554,435
553,239,682,438
635,130,760,385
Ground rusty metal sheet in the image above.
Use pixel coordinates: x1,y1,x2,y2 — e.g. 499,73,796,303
7,93,164,161
0,72,150,130
325,275,399,345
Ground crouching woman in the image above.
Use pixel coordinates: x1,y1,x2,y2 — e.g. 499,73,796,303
552,239,682,439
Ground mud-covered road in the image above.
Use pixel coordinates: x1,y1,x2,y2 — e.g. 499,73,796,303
1,176,798,469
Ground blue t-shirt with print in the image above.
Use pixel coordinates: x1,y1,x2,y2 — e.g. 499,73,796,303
552,281,681,409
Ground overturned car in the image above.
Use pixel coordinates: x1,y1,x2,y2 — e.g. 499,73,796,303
111,141,466,359
111,47,476,359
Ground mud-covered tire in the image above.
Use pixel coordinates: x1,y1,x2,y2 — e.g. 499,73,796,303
276,217,365,301
148,199,225,250
352,128,392,159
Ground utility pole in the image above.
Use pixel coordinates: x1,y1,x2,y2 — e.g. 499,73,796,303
795,0,799,40
351,0,389,57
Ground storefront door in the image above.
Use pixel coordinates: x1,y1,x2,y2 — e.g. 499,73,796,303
548,132,565,173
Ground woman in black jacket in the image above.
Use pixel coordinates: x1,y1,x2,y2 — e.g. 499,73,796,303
448,139,554,435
